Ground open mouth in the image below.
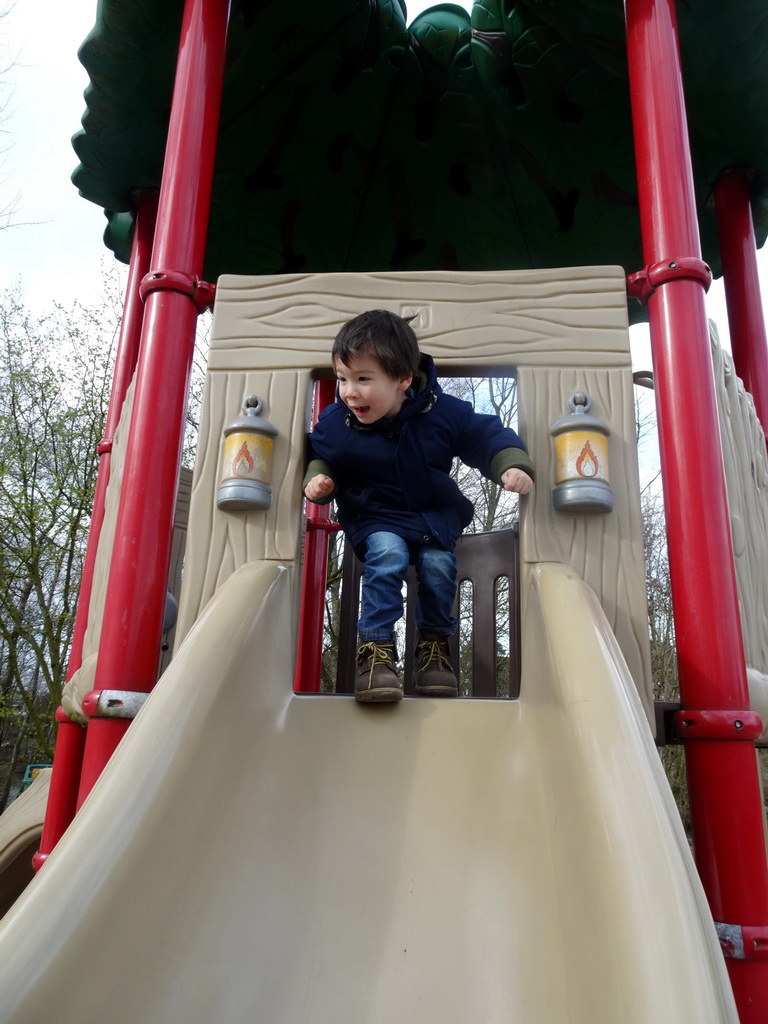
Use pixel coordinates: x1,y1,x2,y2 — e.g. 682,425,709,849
351,406,370,416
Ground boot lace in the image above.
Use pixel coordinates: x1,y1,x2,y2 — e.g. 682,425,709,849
358,641,395,683
416,639,451,671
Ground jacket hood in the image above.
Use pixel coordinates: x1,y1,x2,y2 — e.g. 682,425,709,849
399,353,441,421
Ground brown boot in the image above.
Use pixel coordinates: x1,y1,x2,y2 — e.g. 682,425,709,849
355,638,403,703
414,631,458,697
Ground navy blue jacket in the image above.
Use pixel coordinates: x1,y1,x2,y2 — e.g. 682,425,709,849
305,355,534,555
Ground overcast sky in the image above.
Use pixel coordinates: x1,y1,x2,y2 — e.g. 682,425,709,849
0,0,109,309
0,0,765,369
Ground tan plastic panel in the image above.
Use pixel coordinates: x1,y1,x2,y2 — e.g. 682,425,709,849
0,564,735,1022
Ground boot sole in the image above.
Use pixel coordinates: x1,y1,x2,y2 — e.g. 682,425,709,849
355,687,403,703
414,684,458,697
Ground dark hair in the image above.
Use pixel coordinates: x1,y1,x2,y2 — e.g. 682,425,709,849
332,309,420,379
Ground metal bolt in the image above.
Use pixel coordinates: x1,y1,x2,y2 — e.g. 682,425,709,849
669,261,678,269
735,720,743,729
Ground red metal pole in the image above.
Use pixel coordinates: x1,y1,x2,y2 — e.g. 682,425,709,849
625,1,768,1017
66,190,158,683
31,709,87,871
713,170,768,434
33,191,159,869
295,380,338,692
77,0,230,808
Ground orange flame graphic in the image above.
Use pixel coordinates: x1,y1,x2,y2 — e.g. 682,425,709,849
575,440,598,478
232,442,254,477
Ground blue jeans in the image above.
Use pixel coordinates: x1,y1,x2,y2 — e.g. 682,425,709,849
357,531,458,642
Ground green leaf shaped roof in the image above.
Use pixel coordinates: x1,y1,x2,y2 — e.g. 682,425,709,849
71,1,768,306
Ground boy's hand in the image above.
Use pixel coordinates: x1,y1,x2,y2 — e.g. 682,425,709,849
304,474,335,502
501,468,533,495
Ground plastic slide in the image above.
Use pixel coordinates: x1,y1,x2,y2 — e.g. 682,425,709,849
0,561,737,1022
0,769,50,918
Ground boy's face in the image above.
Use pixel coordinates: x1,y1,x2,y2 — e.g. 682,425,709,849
334,354,413,424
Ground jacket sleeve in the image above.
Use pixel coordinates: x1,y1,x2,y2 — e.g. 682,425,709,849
490,447,535,484
455,403,535,483
302,457,338,504
303,407,342,504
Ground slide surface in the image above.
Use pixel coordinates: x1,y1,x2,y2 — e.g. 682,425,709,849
0,561,737,1022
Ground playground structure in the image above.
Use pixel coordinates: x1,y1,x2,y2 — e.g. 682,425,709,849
1,0,768,1020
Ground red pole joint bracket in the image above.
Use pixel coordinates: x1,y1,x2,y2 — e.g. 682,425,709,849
716,922,768,960
96,438,113,456
306,518,342,534
139,269,217,314
82,689,149,721
674,708,763,741
626,256,713,305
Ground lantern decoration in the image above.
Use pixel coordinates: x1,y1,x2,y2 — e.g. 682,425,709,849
216,395,278,511
549,392,613,513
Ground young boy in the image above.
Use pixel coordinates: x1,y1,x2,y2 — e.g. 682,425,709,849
304,309,534,703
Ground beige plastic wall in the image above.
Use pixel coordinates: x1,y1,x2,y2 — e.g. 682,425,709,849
176,268,653,719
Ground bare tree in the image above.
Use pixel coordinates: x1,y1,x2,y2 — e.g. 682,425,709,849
442,375,521,534
183,312,212,468
0,282,118,808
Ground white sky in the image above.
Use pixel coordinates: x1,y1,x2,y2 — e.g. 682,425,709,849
0,0,765,371
0,0,111,309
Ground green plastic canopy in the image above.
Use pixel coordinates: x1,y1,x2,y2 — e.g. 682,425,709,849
71,0,768,307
